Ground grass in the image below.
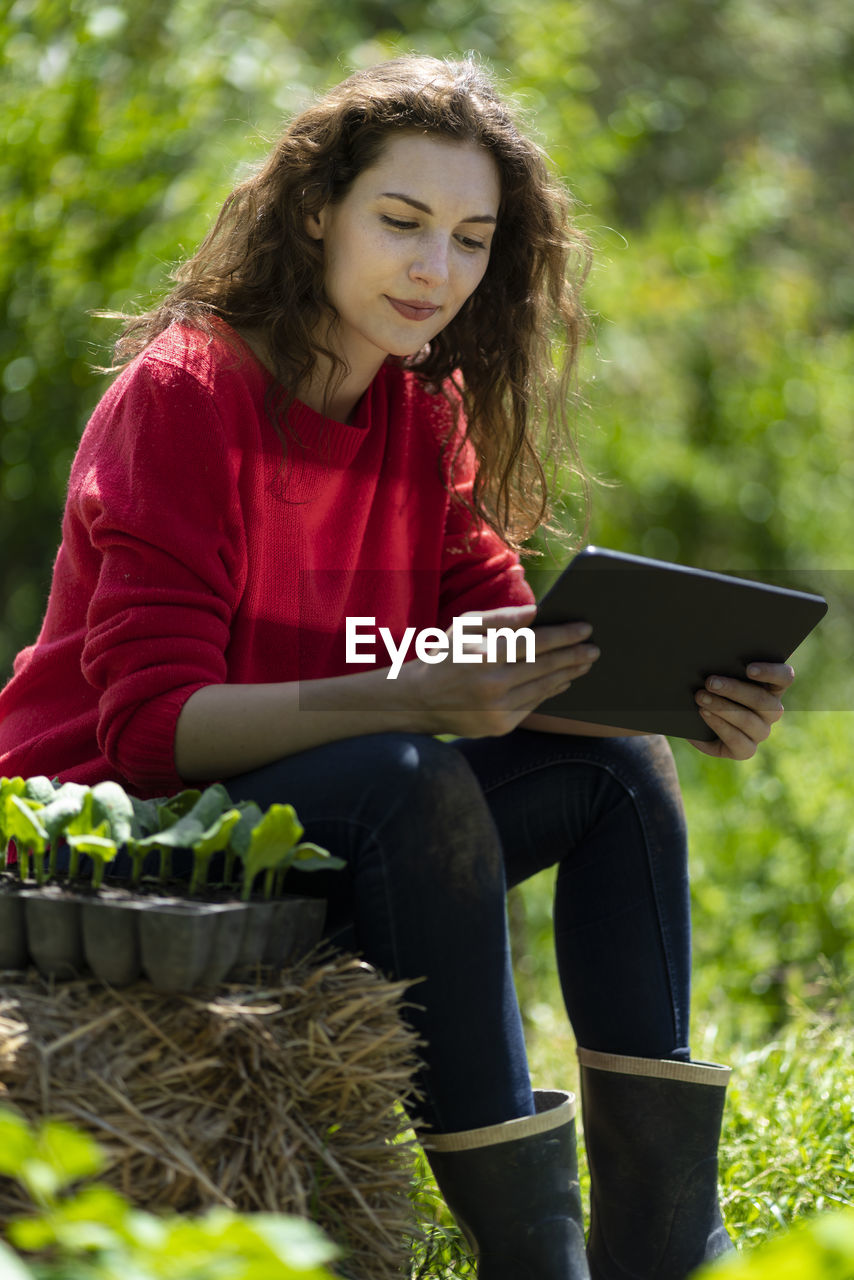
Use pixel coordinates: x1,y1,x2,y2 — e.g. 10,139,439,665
409,1001,854,1278
719,1012,854,1242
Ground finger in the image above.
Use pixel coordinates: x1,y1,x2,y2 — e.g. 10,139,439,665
466,604,539,629
695,706,759,761
455,612,593,659
462,631,599,674
507,650,598,707
508,662,595,711
450,614,530,659
745,661,795,693
528,642,600,680
696,692,771,743
699,676,784,724
451,605,538,651
534,620,594,654
451,608,578,659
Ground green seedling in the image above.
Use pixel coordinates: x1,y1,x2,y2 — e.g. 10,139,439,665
37,782,89,877
90,781,135,847
238,805,343,901
126,795,163,885
156,788,203,826
128,794,160,835
0,778,343,905
134,790,205,880
131,785,241,893
187,808,243,895
0,777,28,871
225,802,264,886
272,842,339,896
23,776,58,806
123,837,150,888
63,794,102,881
6,796,48,884
65,830,118,889
60,781,134,888
240,803,304,901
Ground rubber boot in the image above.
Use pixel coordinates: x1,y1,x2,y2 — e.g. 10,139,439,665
421,1089,591,1279
578,1047,735,1280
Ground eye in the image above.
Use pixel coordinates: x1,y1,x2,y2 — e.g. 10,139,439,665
456,234,488,252
380,215,418,231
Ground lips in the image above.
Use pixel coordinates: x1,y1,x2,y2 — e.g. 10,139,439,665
386,297,440,322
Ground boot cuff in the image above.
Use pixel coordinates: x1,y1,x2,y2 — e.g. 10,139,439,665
577,1047,731,1086
421,1089,576,1152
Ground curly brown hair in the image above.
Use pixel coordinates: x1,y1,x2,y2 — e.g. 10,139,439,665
112,54,591,551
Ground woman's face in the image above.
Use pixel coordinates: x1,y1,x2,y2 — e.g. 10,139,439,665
307,132,501,377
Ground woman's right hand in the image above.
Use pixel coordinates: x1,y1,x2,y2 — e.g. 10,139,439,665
400,603,599,738
175,604,598,779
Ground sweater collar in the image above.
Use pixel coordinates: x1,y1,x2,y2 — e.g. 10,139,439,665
214,317,389,467
283,373,386,467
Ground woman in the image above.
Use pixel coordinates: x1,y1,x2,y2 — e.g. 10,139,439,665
0,56,792,1279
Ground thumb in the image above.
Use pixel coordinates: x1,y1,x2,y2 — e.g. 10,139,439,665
472,602,538,627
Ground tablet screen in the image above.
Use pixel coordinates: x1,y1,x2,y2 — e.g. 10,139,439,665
533,547,828,740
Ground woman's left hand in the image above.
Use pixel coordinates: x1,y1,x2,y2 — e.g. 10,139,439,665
688,662,795,760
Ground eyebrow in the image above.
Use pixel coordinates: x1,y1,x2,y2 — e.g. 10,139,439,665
380,192,497,224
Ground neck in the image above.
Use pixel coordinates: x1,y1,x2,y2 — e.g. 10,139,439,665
299,318,387,422
296,353,382,425
230,321,385,425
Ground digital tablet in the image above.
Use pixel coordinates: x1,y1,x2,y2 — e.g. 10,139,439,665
533,547,828,740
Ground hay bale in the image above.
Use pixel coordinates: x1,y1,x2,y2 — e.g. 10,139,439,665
0,951,422,1279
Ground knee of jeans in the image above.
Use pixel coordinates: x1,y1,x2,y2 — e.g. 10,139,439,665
369,733,504,897
607,734,687,835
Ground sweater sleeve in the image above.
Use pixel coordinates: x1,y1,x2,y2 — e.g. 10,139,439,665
76,356,247,791
437,432,535,629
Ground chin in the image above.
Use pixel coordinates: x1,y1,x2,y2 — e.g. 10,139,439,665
386,340,430,360
403,342,432,366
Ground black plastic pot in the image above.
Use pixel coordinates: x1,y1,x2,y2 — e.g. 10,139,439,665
11,887,327,991
137,900,248,993
81,899,144,987
264,897,326,967
229,900,275,975
0,881,27,969
22,888,85,980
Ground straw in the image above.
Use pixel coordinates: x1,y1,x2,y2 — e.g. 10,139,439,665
0,950,423,1279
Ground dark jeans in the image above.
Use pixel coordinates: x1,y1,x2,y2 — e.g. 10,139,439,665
224,728,692,1135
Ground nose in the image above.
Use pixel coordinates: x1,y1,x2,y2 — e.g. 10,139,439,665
409,235,449,288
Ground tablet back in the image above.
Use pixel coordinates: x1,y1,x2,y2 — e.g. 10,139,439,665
534,547,828,739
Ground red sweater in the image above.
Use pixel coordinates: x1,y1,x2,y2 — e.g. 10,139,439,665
0,323,534,796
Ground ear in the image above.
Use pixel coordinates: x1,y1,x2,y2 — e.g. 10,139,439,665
304,207,327,241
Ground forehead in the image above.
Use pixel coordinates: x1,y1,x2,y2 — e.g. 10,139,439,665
354,132,501,213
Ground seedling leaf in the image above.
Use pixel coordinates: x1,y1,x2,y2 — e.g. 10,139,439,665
187,808,243,894
65,830,117,889
90,780,135,847
38,782,89,844
292,842,345,873
155,788,202,829
23,776,57,805
240,804,305,900
129,795,161,839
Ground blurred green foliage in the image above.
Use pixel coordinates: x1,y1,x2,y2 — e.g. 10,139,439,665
0,1106,339,1279
696,1208,854,1279
2,0,854,1034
